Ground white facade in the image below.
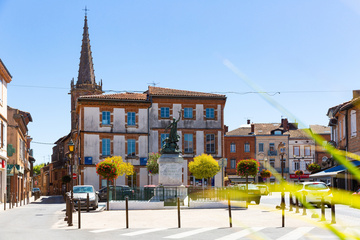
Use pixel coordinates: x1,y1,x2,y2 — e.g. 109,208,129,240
78,91,226,189
0,68,9,203
289,139,316,181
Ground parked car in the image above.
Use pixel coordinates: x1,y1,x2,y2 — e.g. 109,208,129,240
296,182,332,207
232,184,261,204
72,185,99,210
98,185,134,201
256,185,270,195
32,188,40,194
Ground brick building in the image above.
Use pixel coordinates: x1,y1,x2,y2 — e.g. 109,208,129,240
0,59,11,203
7,106,33,203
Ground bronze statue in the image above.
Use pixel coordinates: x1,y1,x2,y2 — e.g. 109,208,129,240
161,113,181,154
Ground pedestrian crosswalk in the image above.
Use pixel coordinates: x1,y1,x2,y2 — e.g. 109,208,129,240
88,226,347,239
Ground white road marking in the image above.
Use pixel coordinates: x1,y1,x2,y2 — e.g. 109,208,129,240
215,227,265,240
90,228,117,233
164,227,218,239
122,228,168,236
276,227,314,240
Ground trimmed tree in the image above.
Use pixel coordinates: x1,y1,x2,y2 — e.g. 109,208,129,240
188,153,220,188
96,156,134,210
236,159,260,205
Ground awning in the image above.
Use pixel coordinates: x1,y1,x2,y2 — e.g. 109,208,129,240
310,160,360,178
7,164,24,176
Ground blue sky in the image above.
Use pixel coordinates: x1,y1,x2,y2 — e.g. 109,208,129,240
1,0,360,164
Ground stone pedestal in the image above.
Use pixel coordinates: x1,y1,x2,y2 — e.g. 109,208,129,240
157,153,184,186
153,153,187,205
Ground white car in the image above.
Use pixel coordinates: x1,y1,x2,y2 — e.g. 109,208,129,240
72,185,99,210
296,182,332,207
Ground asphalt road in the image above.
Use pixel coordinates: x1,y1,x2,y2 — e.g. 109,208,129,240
1,194,360,240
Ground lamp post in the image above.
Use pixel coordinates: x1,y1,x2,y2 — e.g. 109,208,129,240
219,158,227,187
68,139,75,226
278,142,286,228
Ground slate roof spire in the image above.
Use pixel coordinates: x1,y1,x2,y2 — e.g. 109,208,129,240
77,15,96,86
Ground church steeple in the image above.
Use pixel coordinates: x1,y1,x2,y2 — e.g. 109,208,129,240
77,15,96,86
71,12,103,131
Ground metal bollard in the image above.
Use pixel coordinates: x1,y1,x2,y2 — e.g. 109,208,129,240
228,193,232,228
64,195,69,222
16,194,18,207
78,199,81,229
4,193,6,211
331,198,336,224
321,197,326,221
177,197,181,228
20,192,22,206
9,194,12,209
296,195,299,213
281,191,285,228
23,192,25,206
302,194,307,215
126,196,129,228
289,192,293,211
68,199,73,226
87,193,90,212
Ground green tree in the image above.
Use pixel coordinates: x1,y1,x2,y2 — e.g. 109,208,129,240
33,163,45,175
188,154,220,188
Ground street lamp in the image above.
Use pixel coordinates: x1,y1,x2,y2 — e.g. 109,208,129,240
278,142,286,228
67,139,75,226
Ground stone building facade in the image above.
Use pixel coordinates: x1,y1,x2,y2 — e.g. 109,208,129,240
0,59,11,203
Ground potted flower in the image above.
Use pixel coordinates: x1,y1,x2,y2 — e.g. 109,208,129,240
146,152,160,175
295,170,304,180
260,169,271,181
307,163,321,173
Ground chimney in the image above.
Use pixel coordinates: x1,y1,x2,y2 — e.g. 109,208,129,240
224,125,228,134
353,90,360,99
251,124,254,133
281,118,288,131
247,119,250,124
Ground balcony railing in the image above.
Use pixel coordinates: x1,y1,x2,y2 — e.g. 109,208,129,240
268,150,277,156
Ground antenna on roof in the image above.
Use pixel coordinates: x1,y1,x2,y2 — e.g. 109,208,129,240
148,81,160,87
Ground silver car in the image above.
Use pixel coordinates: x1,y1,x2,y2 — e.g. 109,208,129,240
296,182,332,207
72,185,99,210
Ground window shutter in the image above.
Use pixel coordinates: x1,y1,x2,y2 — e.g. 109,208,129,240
1,122,3,148
300,161,306,171
351,110,357,137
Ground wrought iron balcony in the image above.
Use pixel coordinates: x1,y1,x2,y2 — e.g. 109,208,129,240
268,150,277,156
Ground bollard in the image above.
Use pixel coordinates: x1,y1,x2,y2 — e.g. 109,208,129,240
78,199,81,229
4,193,6,211
177,197,181,228
228,194,232,228
289,192,293,211
126,196,129,229
281,191,285,228
302,194,307,215
68,199,73,226
87,193,90,212
9,194,12,209
23,192,25,206
321,197,326,221
64,195,69,222
296,195,299,213
16,194,18,207
20,192,22,206
331,198,336,224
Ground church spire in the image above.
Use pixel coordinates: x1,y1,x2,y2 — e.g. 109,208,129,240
77,14,96,86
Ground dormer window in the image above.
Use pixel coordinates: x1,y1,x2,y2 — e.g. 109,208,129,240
274,130,282,135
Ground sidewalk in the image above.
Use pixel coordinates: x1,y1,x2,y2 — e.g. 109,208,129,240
0,196,36,211
54,196,354,231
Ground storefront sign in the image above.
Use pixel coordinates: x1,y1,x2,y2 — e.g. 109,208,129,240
290,174,310,179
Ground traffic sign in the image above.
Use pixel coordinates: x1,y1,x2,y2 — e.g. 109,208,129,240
72,173,77,179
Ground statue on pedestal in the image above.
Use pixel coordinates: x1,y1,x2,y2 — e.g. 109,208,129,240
161,113,181,154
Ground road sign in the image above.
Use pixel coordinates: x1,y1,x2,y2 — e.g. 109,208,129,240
72,173,77,179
